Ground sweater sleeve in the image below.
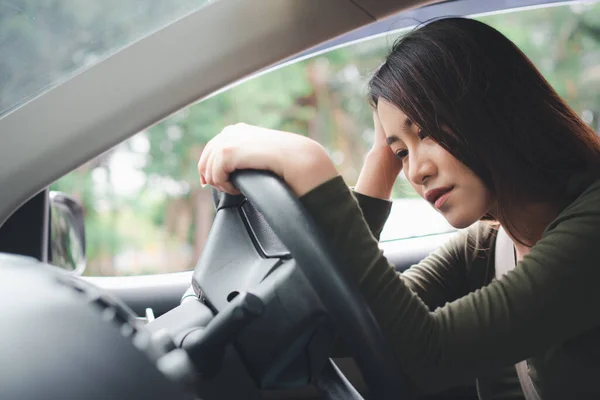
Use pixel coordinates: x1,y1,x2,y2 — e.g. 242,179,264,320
351,190,392,241
299,175,600,393
397,222,490,311
352,187,487,311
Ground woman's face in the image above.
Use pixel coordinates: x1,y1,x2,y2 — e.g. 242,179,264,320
377,99,494,228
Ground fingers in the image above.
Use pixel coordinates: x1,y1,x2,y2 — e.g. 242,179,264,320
204,149,216,188
197,139,215,186
198,123,295,196
197,132,241,195
372,110,388,148
211,147,240,195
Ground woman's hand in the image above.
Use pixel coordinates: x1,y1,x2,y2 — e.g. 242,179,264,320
371,108,393,151
354,111,403,200
197,123,338,196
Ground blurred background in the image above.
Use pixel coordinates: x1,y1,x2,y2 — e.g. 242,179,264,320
3,1,599,276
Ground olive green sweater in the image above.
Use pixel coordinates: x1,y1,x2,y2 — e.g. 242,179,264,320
299,176,600,400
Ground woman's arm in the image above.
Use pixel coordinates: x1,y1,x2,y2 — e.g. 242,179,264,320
300,175,600,393
351,190,391,241
354,110,402,200
351,181,479,310
352,110,403,240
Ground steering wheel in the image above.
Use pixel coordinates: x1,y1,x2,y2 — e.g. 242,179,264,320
220,170,414,399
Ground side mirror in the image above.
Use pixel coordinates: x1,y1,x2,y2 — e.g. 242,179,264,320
49,192,86,275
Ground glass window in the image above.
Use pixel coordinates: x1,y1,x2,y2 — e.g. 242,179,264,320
0,0,217,116
52,2,600,276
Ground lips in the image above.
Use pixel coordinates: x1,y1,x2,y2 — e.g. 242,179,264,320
424,186,453,207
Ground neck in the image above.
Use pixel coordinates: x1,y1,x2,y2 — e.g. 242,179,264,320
491,200,561,251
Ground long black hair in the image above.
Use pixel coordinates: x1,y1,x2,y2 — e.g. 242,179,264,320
369,17,600,244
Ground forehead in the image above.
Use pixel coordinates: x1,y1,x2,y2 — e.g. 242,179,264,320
377,99,409,125
376,99,414,142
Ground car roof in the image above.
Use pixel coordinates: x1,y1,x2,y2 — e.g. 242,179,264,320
0,0,561,225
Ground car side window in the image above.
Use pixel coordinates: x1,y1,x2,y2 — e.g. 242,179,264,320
52,3,600,276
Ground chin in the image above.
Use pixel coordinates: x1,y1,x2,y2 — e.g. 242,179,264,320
443,211,481,229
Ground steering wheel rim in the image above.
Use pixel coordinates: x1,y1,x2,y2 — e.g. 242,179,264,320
230,169,414,399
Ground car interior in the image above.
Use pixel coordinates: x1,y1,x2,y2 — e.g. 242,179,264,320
0,0,579,399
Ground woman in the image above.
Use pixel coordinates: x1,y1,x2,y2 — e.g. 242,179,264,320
197,18,600,399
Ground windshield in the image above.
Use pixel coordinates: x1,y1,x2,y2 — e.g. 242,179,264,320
0,0,217,117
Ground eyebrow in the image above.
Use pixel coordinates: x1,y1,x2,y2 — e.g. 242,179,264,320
385,136,400,146
385,118,412,146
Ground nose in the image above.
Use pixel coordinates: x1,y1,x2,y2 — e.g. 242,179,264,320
406,151,436,186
